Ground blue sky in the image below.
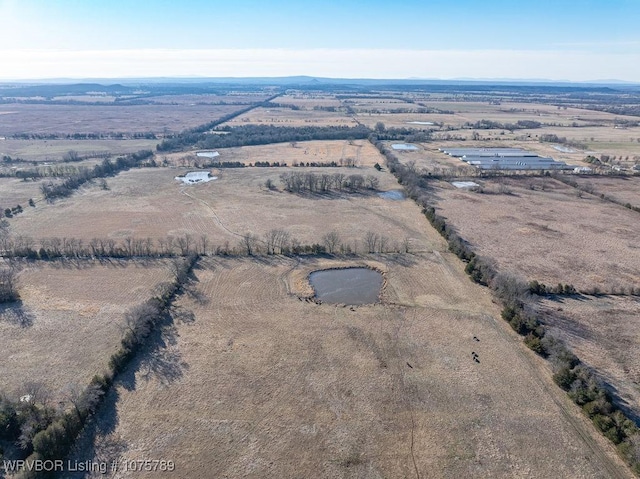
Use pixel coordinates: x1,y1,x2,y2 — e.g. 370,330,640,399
1,0,639,81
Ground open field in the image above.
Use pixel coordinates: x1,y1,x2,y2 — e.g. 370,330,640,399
538,295,640,423
0,178,46,208
0,103,245,135
164,139,383,168
70,254,632,478
571,175,640,208
429,177,640,291
8,143,438,252
222,106,357,127
0,259,173,401
0,138,159,161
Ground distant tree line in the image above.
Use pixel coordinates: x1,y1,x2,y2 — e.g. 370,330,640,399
156,95,280,151
158,124,371,152
464,119,542,131
10,131,158,140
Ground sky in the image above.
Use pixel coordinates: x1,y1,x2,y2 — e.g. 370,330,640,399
0,0,639,82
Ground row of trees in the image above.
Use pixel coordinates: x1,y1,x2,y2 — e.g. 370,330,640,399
0,227,411,261
278,172,379,193
156,95,280,151
39,150,154,201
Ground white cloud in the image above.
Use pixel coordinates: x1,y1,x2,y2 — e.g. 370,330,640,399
0,48,639,82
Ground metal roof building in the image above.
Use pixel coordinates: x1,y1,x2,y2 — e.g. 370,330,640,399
439,147,573,170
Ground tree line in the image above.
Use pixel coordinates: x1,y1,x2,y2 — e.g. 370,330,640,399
39,150,154,201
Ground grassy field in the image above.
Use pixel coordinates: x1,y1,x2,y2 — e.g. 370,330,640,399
0,138,160,161
222,106,357,127
8,143,437,253
538,295,640,424
429,177,640,292
0,103,244,135
70,254,631,478
0,259,173,402
2,85,640,477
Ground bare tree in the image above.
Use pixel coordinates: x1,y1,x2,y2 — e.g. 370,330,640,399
364,231,379,253
0,267,19,303
322,231,341,254
240,233,258,256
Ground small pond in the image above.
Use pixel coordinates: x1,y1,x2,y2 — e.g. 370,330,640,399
377,190,405,200
391,143,419,151
309,268,383,305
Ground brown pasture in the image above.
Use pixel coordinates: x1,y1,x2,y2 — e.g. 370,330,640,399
0,138,159,161
430,177,640,292
538,295,640,423
8,151,440,254
0,259,173,401
222,106,357,127
0,103,243,135
70,254,632,478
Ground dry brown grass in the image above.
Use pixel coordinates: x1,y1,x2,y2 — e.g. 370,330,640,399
0,138,159,160
9,146,438,254
0,103,243,135
539,295,640,422
0,259,173,402
571,175,640,207
70,254,632,478
430,177,640,291
0,178,45,209
222,106,357,127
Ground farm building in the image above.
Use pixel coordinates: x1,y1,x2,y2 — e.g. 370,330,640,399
440,147,573,171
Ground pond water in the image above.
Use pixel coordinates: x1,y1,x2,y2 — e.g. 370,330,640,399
377,190,405,200
391,143,419,151
175,172,217,184
309,268,383,305
196,151,220,158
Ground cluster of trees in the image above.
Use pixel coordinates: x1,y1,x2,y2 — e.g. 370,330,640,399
0,267,19,303
464,119,542,131
278,171,379,193
528,280,577,296
539,134,587,150
374,137,640,474
39,150,154,201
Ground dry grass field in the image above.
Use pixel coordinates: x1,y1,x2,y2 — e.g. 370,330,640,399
0,178,46,208
166,139,382,167
429,177,640,292
0,259,174,402
538,295,640,423
0,103,244,135
222,106,357,127
0,138,160,160
69,254,632,478
571,176,640,207
9,143,438,253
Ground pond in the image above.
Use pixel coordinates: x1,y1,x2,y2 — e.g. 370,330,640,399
391,143,419,151
377,190,405,200
309,268,383,305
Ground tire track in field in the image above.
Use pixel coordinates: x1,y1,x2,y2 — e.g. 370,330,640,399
211,302,342,476
179,186,244,240
480,310,632,479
